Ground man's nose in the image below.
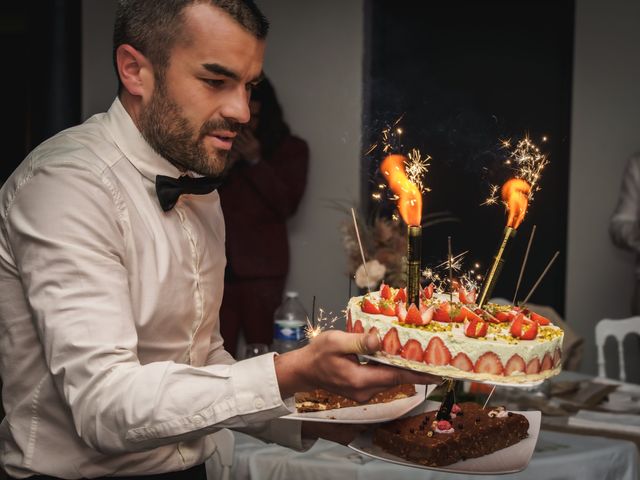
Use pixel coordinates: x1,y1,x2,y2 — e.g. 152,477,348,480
221,88,251,125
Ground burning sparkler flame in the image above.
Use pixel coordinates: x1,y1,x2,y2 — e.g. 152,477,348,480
502,178,531,229
380,154,422,226
304,308,339,341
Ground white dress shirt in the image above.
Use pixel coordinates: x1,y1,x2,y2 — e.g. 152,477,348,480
0,98,297,478
610,153,640,277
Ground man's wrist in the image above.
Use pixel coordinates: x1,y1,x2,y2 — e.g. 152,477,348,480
274,347,311,398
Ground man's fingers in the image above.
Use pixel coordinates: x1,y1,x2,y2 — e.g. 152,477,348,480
342,332,381,355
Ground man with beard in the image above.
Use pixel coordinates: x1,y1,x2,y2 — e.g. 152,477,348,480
0,1,439,479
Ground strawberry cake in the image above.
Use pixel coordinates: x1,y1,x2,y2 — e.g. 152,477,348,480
346,284,563,384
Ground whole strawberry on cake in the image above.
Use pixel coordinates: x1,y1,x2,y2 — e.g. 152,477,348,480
346,283,563,384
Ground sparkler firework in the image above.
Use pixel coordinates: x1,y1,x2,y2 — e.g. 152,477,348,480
304,308,340,341
484,135,549,206
381,154,424,306
477,135,548,307
368,118,431,207
423,251,482,296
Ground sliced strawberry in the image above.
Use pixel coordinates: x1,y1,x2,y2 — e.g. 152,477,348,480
433,302,452,322
464,317,488,338
459,306,483,323
530,310,550,326
541,353,553,371
474,351,504,375
526,357,540,374
362,297,380,315
451,352,474,372
378,299,396,316
421,282,435,300
368,326,379,338
458,287,477,304
418,305,434,325
353,319,364,333
381,328,401,355
433,302,465,322
510,313,538,340
553,348,562,367
395,302,407,322
509,314,523,337
476,308,500,324
393,287,407,303
423,337,452,366
400,339,424,361
404,303,422,325
449,303,467,323
380,283,392,300
494,310,517,322
346,309,353,332
504,354,526,376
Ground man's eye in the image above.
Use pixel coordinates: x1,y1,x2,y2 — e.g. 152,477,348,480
246,83,258,92
204,79,225,88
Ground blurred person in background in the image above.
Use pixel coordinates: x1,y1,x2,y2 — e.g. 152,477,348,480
218,77,308,357
610,152,640,315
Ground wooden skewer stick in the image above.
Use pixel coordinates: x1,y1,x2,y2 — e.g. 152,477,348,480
311,295,316,328
520,250,560,306
482,385,497,409
513,225,537,304
448,236,453,302
350,208,371,293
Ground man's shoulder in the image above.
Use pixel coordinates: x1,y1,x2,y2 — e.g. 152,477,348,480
29,114,125,175
0,115,127,215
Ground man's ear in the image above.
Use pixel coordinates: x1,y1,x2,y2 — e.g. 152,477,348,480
116,44,155,99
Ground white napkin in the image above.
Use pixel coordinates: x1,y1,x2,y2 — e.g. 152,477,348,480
592,377,640,413
568,409,640,435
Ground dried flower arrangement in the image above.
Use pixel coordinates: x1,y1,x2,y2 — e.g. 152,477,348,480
340,211,408,289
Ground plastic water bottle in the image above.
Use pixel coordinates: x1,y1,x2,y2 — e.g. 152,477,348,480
272,291,308,354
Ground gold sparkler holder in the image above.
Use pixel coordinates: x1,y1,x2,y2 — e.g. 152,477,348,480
407,225,422,306
477,226,517,307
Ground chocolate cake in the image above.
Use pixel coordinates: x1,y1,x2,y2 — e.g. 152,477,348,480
295,384,416,412
373,402,529,467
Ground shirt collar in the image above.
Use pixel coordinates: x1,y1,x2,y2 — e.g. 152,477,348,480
104,97,183,182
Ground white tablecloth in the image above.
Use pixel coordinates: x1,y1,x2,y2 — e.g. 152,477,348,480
206,429,638,480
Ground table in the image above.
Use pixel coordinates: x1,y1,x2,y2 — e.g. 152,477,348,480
206,429,637,480
497,371,640,451
206,371,640,479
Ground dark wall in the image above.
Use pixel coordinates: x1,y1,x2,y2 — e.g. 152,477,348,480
363,0,574,314
0,1,81,183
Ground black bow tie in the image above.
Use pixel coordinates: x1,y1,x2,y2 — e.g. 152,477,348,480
155,174,223,211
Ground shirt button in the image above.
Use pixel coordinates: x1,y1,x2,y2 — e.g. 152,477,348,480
193,414,204,426
254,398,265,409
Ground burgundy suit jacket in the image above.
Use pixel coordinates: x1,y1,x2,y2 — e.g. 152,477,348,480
219,135,309,279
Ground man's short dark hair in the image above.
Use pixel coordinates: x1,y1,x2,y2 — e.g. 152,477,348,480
113,0,269,90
